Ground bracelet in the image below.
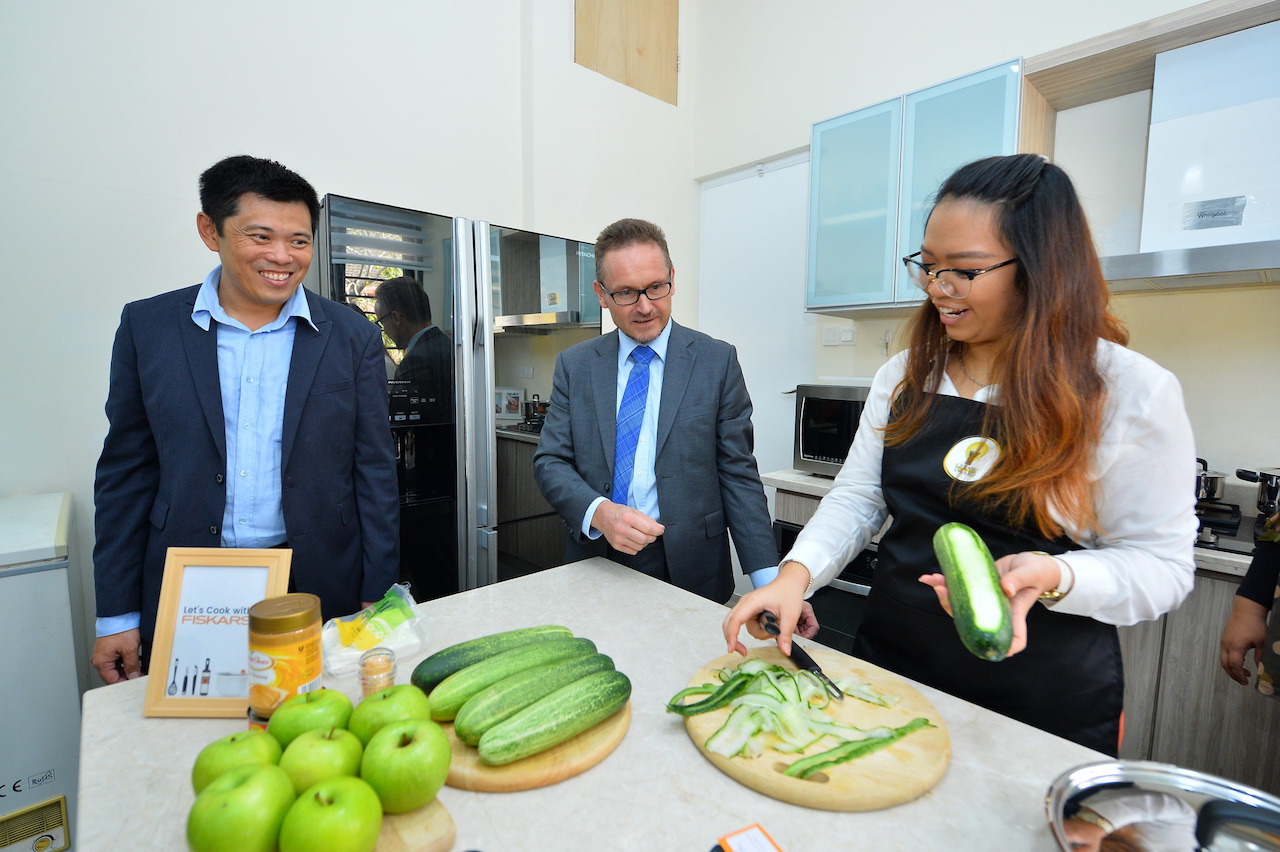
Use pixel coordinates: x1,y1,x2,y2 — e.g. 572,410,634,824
1031,551,1073,602
782,561,815,596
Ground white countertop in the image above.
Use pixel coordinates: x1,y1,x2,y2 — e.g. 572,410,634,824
762,469,1255,578
78,558,1101,851
495,426,541,444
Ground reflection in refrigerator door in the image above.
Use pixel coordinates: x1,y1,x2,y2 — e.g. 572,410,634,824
312,195,496,600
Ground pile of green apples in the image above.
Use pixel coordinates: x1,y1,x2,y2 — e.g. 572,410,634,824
186,684,450,852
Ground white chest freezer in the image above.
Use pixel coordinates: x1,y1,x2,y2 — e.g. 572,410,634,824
0,492,79,852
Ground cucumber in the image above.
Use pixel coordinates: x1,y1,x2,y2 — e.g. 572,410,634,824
932,522,1013,662
477,669,632,766
453,653,616,746
410,625,573,694
428,637,598,721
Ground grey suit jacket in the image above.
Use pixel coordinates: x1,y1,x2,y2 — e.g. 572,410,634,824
532,321,778,602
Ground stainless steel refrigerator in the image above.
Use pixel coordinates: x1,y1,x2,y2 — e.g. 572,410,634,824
308,195,596,601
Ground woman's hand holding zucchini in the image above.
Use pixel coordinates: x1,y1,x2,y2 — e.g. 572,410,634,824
922,523,1069,660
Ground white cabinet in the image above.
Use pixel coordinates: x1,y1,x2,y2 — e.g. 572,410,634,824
807,61,1022,313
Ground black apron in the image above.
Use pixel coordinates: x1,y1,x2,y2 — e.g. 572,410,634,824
851,394,1123,755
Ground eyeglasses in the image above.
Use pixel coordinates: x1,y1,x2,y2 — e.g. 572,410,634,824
901,252,1018,299
372,311,395,329
599,281,672,306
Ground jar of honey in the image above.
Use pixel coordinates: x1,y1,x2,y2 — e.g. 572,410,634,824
359,648,397,700
248,593,322,719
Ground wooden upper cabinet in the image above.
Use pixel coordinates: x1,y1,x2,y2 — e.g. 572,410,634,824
575,0,679,105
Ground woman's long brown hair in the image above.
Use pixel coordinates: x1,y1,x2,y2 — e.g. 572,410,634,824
885,154,1128,539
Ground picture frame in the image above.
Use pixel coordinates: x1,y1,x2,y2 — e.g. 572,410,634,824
143,548,291,718
494,387,524,423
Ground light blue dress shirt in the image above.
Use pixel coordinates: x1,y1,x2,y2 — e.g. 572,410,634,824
96,266,315,637
582,323,671,537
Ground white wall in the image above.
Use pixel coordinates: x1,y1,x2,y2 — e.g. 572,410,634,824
689,0,1207,179
0,0,699,685
688,0,1279,497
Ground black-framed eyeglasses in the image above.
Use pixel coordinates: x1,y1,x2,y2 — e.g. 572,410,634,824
902,252,1018,299
599,281,672,306
371,310,395,329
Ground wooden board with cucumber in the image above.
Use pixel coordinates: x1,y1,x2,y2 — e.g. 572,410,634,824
410,625,633,793
679,646,949,811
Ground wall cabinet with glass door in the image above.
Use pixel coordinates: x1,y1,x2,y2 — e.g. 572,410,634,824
807,61,1022,313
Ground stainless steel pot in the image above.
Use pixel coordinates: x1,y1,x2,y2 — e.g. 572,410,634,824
1197,458,1228,502
1237,468,1280,517
1046,760,1280,851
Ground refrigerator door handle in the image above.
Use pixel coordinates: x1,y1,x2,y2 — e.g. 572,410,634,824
461,219,498,590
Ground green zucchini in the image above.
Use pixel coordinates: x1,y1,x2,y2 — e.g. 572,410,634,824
428,637,597,721
453,653,616,746
477,669,632,766
410,625,573,694
932,522,1013,661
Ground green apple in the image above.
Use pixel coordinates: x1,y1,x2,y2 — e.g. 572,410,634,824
347,683,433,746
278,726,363,794
186,763,295,852
278,776,382,852
266,688,353,750
359,717,451,814
191,729,283,794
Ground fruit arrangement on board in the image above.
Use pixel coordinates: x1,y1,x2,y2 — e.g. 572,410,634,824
186,685,449,852
411,624,632,767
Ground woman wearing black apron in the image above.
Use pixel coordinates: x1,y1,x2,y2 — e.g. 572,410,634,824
725,154,1198,756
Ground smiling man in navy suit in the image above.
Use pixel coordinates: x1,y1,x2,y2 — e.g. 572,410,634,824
533,218,816,637
91,155,399,682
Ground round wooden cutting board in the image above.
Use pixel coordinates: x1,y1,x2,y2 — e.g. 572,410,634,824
682,647,949,811
443,701,632,792
379,798,456,852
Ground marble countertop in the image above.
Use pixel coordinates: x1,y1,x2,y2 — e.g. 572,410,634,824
78,558,1102,851
762,469,1255,578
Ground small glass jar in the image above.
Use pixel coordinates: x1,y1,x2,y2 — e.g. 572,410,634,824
359,648,397,699
248,593,323,719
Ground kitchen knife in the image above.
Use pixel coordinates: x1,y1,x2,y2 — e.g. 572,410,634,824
758,611,844,701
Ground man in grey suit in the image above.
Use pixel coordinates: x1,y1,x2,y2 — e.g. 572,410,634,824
533,219,815,631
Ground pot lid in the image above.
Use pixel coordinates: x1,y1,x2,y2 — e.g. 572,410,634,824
1046,760,1280,851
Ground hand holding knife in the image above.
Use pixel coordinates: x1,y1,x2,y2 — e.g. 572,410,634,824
758,610,844,701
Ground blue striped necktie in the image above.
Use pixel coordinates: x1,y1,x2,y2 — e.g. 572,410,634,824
612,345,655,508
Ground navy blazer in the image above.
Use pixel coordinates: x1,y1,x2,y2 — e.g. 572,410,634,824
93,284,400,642
532,321,778,603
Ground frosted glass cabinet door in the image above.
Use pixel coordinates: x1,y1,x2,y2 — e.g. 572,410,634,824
807,98,901,308
897,61,1021,302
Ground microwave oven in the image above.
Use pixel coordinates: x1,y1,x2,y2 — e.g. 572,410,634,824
793,384,869,477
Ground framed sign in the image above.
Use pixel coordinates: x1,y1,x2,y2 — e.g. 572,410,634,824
143,548,291,718
494,387,524,423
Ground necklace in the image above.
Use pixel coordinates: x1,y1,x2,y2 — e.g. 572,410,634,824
956,352,990,388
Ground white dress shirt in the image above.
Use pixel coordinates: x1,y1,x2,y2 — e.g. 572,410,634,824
785,340,1198,625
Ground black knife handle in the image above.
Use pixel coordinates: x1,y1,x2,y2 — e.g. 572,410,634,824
758,610,781,637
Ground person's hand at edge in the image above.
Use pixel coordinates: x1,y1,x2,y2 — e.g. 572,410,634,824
92,628,142,683
722,561,811,656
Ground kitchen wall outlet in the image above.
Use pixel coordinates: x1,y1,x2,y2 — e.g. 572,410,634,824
516,365,534,378
839,325,856,345
822,326,840,346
